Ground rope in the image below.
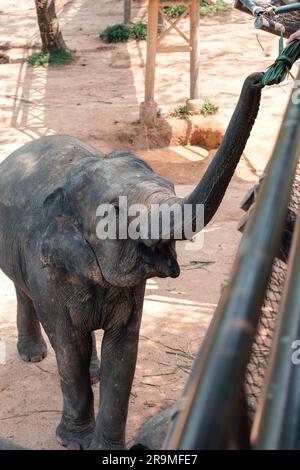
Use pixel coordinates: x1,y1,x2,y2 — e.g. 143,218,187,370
262,39,300,85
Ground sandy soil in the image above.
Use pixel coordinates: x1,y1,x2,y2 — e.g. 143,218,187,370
0,0,296,449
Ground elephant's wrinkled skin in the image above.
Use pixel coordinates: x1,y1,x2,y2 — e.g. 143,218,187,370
0,74,263,450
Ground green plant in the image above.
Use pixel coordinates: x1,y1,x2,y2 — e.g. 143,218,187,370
200,0,232,16
200,99,219,116
130,21,147,40
26,50,75,67
214,0,232,13
170,105,190,119
170,100,219,119
100,24,131,43
164,1,232,18
163,5,188,18
199,0,215,16
216,0,232,13
101,21,147,43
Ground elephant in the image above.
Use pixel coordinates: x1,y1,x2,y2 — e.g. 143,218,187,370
0,73,263,450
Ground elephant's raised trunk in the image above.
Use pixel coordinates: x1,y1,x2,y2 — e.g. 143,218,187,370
184,72,264,232
144,73,264,246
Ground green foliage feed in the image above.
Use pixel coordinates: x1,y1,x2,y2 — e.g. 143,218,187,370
262,40,300,86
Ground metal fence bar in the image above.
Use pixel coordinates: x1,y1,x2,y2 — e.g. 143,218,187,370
275,3,300,15
163,70,300,450
252,214,300,449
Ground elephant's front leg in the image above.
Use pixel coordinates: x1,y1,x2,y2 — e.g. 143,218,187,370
55,328,95,450
90,311,142,450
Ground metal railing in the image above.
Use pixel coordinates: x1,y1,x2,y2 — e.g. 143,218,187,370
163,69,300,450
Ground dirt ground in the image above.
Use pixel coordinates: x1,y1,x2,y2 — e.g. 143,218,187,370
0,0,297,449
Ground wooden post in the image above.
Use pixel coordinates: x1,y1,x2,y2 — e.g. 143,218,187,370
124,0,132,24
187,0,201,111
140,0,202,124
140,0,159,125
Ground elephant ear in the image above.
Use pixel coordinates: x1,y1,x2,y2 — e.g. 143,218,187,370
40,188,102,284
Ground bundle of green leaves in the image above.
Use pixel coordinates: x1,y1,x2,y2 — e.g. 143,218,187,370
262,40,300,86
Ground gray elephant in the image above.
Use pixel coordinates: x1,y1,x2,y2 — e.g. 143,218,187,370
0,73,263,450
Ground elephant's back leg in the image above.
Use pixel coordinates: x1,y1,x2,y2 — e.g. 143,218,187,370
15,286,47,362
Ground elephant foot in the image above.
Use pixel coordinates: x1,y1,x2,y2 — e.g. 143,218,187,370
17,337,47,362
56,420,95,450
88,440,125,450
89,363,100,385
134,405,177,450
88,432,125,450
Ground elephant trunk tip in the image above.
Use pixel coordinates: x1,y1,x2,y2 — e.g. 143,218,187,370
244,72,265,91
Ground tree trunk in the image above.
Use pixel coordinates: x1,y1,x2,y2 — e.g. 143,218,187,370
34,0,67,53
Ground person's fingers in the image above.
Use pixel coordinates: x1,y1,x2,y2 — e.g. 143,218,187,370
288,31,300,43
287,33,295,43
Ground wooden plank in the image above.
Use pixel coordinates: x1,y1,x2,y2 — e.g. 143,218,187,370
157,6,190,45
160,1,192,5
157,44,191,52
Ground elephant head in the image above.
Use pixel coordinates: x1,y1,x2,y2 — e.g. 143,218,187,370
41,73,264,288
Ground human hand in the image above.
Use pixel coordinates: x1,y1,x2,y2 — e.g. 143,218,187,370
288,30,300,44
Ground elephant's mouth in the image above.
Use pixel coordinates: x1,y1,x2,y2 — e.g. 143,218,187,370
141,240,180,279
154,251,180,279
